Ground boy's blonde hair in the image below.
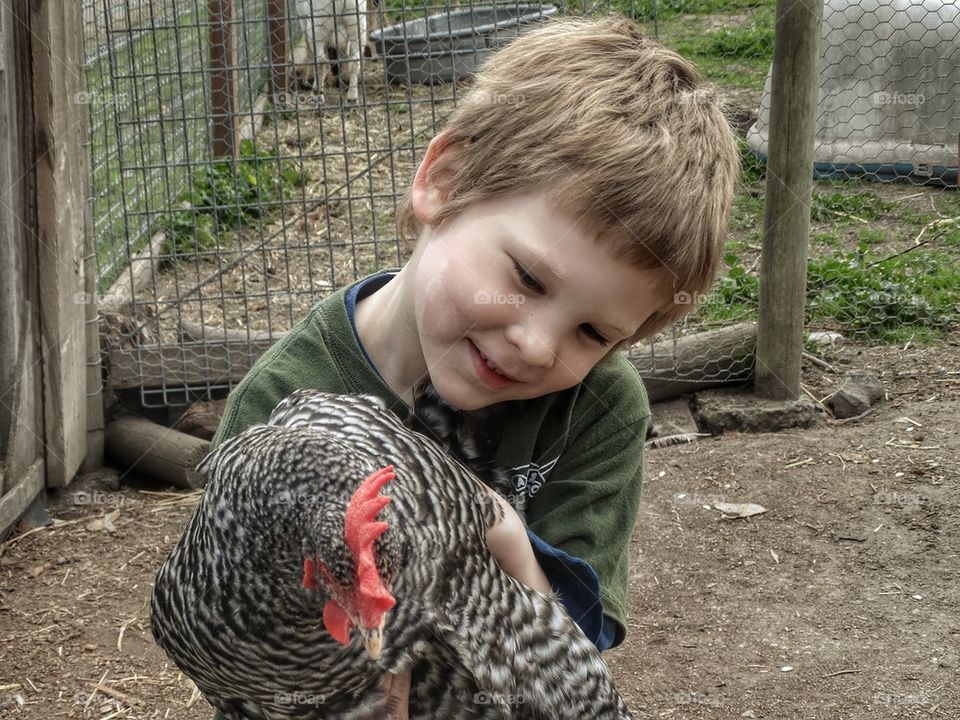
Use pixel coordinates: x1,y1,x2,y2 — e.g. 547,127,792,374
397,14,740,341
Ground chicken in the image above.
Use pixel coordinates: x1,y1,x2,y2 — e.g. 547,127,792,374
150,390,633,719
408,383,518,511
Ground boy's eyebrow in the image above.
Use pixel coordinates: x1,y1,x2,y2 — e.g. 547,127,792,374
526,251,568,282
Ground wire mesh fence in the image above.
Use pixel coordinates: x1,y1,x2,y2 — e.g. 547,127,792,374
83,0,959,411
642,0,959,354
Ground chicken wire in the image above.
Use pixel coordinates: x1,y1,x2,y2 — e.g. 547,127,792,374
648,0,959,350
84,0,958,411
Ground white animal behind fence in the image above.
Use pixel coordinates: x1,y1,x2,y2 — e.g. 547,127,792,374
296,0,368,104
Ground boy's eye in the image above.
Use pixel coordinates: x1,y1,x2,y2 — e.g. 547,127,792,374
581,324,609,346
513,262,545,293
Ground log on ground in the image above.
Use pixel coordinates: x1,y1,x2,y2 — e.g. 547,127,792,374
629,322,757,403
105,416,209,489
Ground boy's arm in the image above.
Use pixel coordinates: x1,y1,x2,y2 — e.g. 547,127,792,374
481,414,646,648
484,490,552,594
524,358,650,648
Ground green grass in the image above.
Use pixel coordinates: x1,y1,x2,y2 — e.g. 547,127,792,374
806,248,959,342
706,174,960,343
739,140,767,185
632,0,771,22
655,3,776,90
701,242,960,342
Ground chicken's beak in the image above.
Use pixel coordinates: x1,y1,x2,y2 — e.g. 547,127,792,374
361,617,385,660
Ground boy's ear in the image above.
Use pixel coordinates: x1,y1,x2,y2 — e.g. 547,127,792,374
411,133,467,226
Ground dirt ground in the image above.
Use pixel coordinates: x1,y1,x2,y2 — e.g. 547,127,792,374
1,339,957,719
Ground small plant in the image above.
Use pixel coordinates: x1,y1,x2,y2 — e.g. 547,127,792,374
810,189,894,222
739,140,767,185
162,139,306,255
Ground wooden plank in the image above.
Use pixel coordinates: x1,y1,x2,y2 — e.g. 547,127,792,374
79,17,104,474
755,0,823,399
31,0,93,487
107,342,276,390
0,0,47,527
267,0,288,101
0,462,45,538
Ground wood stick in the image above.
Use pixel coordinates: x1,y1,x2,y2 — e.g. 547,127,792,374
105,416,209,489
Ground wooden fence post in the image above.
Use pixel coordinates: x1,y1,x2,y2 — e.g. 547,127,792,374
755,0,824,400
268,0,289,102
31,0,100,486
210,0,239,158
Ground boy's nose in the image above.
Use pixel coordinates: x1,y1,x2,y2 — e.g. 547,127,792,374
506,323,556,369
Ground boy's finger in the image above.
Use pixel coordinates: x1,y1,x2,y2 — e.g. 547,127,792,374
382,669,411,720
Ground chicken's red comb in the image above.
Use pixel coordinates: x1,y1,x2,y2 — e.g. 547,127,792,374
344,466,397,627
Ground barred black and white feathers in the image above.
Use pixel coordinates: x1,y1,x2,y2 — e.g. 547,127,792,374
150,390,633,719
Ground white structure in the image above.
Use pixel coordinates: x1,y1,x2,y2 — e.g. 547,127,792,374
747,0,959,185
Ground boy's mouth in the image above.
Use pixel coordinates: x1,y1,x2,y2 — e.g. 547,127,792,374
468,341,518,388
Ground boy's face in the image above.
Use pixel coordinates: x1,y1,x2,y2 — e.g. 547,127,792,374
411,191,668,411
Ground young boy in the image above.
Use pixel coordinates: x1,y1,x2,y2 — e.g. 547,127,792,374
209,14,738,718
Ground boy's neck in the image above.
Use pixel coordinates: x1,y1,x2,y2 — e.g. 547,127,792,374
354,266,428,408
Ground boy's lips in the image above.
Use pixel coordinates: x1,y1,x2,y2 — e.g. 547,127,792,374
468,340,519,388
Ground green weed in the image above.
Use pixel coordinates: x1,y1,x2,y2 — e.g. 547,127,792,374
162,139,306,255
806,248,958,339
739,140,767,185
700,242,959,342
810,190,894,222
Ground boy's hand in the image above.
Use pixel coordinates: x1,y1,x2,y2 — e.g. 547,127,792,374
483,489,552,594
380,669,411,719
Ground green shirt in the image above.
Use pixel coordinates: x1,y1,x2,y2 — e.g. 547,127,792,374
211,274,650,648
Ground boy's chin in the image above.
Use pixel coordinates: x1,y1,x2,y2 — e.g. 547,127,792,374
428,379,501,413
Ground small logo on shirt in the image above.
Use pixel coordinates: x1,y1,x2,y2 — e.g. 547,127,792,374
509,456,559,498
